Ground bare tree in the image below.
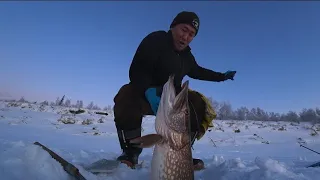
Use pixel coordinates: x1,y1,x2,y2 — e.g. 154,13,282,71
315,108,320,124
86,101,94,109
283,111,300,122
208,97,220,113
234,106,249,120
18,96,26,102
41,100,49,106
255,107,269,121
300,108,318,124
218,101,233,120
79,100,83,108
55,97,61,106
64,99,71,107
268,112,280,121
92,104,101,110
73,100,84,108
247,108,257,121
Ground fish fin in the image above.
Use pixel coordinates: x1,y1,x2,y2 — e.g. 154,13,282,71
130,134,163,148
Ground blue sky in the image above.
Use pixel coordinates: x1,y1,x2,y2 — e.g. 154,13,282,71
1,1,319,113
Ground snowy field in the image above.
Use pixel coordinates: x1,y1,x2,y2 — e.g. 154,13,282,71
0,101,319,180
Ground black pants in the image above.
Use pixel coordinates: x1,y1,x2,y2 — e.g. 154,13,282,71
113,83,207,136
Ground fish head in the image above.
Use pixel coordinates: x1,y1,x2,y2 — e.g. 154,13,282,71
157,75,190,134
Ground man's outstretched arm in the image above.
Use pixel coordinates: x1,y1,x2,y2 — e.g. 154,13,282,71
187,55,234,82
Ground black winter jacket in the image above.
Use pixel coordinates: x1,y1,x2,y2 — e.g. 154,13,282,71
129,30,226,97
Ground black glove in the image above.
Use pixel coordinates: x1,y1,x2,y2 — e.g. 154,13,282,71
224,70,237,80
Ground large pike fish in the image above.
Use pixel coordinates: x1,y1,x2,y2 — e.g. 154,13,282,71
130,75,194,180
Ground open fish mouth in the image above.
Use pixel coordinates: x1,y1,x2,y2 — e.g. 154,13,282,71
173,80,189,111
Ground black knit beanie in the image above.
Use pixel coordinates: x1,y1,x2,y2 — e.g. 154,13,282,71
170,11,200,36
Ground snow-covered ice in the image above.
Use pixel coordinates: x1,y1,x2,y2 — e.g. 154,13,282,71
0,101,319,180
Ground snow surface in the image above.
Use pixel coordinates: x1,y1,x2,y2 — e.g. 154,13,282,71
0,101,319,180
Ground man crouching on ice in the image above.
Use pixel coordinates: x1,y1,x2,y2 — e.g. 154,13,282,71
112,11,237,170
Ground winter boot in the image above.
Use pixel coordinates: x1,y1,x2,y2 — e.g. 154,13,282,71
116,127,142,169
190,131,205,171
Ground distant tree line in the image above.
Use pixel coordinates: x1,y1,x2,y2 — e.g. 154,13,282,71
2,95,113,111
1,95,319,124
207,97,320,124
